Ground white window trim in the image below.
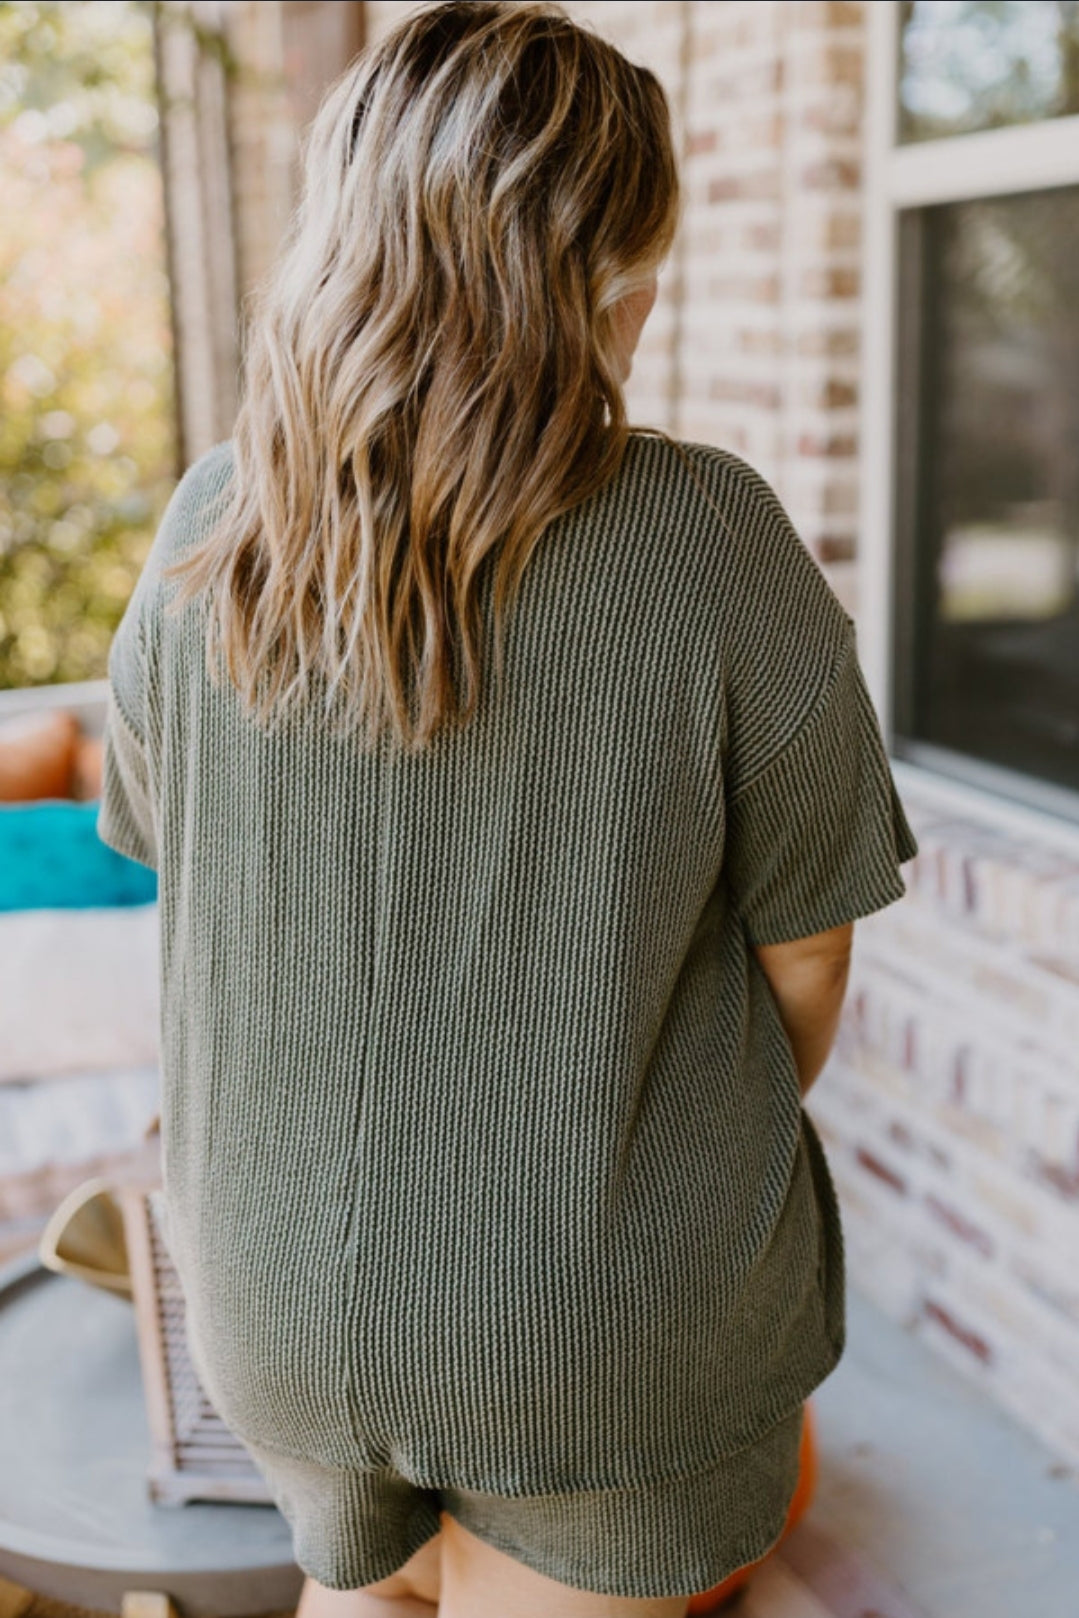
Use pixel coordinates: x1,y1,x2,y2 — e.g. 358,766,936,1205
858,0,1079,856
0,677,109,736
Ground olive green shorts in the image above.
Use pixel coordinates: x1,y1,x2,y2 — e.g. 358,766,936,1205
239,1404,805,1601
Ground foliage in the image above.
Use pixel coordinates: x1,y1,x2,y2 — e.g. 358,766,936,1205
0,0,177,689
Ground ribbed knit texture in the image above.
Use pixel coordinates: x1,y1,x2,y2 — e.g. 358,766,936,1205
99,432,918,1505
234,1402,806,1597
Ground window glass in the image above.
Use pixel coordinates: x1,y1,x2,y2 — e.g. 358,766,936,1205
895,187,1079,796
899,0,1079,144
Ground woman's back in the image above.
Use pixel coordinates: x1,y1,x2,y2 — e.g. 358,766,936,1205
100,425,915,1495
98,5,918,1603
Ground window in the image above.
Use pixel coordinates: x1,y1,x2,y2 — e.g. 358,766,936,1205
899,0,1079,144
862,3,1079,824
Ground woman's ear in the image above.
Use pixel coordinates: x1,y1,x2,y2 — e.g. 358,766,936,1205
611,274,660,383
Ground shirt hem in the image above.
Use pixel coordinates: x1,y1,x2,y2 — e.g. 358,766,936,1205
228,1350,838,1499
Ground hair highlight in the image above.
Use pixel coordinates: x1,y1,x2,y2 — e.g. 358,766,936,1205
163,0,682,749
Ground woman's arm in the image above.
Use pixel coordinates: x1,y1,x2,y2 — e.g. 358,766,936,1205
752,921,853,1099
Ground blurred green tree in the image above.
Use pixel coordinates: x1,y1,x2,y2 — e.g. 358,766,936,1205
0,0,177,689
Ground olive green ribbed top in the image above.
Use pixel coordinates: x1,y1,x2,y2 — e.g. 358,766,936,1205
98,431,918,1496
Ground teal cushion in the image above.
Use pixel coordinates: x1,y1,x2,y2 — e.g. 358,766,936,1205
0,799,157,912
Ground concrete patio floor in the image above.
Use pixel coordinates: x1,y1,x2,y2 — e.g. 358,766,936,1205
744,1282,1079,1618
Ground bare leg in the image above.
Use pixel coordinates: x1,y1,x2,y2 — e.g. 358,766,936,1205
439,1510,691,1618
294,1525,442,1618
295,1592,435,1618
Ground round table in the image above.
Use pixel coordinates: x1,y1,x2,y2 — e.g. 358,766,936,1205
0,1248,303,1615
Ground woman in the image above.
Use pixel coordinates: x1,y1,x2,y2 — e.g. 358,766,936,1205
98,4,918,1615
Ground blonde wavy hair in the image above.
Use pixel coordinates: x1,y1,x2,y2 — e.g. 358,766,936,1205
163,0,681,749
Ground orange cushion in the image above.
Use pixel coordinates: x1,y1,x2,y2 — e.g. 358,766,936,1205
73,733,104,801
0,709,80,802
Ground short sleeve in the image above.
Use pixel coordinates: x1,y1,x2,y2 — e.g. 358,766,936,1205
724,621,918,947
93,440,237,874
97,612,158,872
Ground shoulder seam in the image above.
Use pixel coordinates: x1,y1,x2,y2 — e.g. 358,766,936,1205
726,616,857,806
